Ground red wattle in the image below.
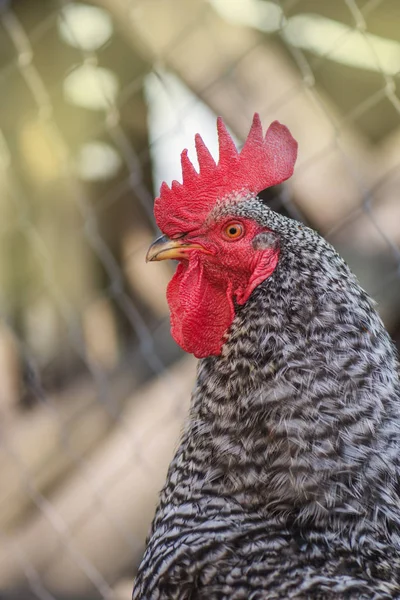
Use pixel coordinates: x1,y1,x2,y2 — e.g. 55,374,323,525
167,256,234,359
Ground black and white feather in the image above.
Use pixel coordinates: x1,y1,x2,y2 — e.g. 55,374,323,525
133,198,400,600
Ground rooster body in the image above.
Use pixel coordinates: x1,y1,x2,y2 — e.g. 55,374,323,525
133,118,400,599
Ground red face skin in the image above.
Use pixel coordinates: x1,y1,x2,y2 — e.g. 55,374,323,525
166,216,279,358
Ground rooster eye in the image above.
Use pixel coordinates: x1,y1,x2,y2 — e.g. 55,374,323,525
223,223,244,240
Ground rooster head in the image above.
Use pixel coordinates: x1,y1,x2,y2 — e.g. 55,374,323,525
146,114,298,358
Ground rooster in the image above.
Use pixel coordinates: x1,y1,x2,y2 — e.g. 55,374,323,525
133,115,400,599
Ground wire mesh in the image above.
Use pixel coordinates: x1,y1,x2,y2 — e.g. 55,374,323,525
0,0,399,598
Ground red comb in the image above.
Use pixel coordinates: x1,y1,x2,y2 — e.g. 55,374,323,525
154,113,298,234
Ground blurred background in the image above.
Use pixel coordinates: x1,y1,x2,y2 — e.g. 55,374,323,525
0,0,399,598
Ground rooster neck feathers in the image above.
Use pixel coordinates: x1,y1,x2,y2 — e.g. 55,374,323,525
159,202,400,528
191,202,400,519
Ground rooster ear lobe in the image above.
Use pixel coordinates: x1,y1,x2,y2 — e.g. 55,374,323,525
252,231,280,251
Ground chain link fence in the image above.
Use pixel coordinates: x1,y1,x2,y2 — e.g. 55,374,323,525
0,0,399,598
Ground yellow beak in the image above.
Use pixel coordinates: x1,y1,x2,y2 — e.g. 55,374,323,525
146,234,209,262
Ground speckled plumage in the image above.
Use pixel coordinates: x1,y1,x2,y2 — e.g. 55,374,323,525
133,198,400,599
